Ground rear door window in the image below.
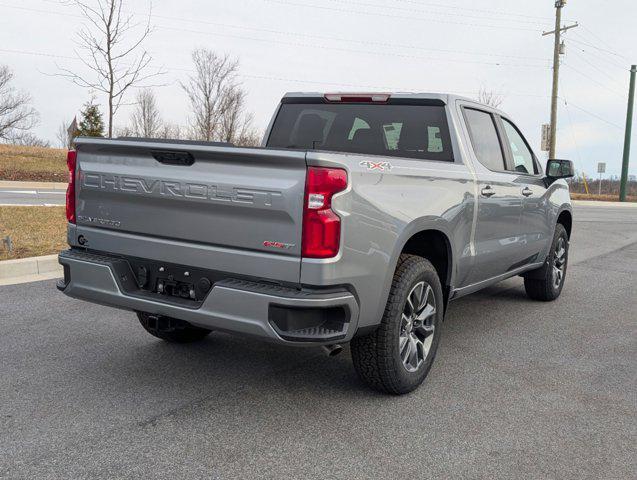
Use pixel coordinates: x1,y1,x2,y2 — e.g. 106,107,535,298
267,102,453,161
463,108,506,172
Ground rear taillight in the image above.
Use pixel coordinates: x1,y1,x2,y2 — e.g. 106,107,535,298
66,150,77,224
302,167,348,258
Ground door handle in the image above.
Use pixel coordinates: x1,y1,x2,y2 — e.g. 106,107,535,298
521,187,533,197
481,186,496,198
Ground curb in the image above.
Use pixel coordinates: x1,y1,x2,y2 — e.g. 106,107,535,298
0,254,62,286
572,200,637,208
0,180,67,190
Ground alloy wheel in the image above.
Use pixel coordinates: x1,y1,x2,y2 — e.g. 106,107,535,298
553,236,567,289
399,281,437,372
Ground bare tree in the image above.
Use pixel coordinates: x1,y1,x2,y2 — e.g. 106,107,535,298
114,125,134,138
217,86,259,145
130,88,161,137
156,122,184,140
180,49,239,141
58,0,163,137
7,132,50,148
477,87,504,109
56,122,69,148
0,65,39,141
56,119,78,148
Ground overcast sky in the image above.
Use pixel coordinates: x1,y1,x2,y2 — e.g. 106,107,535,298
1,0,635,176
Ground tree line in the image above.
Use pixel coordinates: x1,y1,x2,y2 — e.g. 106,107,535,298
1,0,260,149
56,48,260,148
2,0,507,150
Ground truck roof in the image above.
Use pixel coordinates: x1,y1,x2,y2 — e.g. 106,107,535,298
281,91,477,105
280,92,507,116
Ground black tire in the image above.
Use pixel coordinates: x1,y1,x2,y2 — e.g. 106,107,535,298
350,255,444,395
524,223,569,301
137,312,211,343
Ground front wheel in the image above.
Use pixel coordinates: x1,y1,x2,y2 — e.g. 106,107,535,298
524,223,569,301
350,255,444,395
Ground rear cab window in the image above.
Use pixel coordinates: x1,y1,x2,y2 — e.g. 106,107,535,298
463,108,506,172
267,100,454,162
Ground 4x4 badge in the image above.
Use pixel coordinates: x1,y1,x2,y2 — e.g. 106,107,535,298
360,160,392,171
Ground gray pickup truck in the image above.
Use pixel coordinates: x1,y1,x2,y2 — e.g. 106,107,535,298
58,92,574,394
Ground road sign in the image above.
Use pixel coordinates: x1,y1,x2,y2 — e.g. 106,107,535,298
541,124,550,151
597,162,606,174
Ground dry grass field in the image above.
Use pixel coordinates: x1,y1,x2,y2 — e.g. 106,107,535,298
0,144,67,182
570,192,637,202
0,206,67,260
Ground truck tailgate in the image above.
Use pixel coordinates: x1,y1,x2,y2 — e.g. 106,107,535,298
73,138,306,283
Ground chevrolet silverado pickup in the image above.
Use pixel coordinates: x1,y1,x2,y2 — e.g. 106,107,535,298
58,92,574,394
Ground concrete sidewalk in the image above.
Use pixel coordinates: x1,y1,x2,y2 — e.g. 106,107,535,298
0,254,62,286
0,180,67,190
0,180,67,206
572,199,637,207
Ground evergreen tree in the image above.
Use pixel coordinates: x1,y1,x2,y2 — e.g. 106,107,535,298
78,98,104,137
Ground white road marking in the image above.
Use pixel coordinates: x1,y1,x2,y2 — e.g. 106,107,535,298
0,190,38,194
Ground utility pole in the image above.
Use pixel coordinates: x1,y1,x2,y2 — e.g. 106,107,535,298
619,65,636,202
543,1,578,160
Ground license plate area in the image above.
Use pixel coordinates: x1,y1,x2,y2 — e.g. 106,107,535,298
156,277,196,300
126,258,225,304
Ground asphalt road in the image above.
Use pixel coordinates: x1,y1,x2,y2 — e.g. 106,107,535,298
0,187,65,206
1,204,636,479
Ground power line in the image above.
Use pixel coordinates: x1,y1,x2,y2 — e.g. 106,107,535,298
149,14,549,62
317,0,547,26
391,0,552,21
261,0,542,32
156,24,548,69
567,41,628,72
563,99,624,130
562,63,625,99
0,3,549,69
569,36,628,60
569,49,626,87
0,47,549,96
579,24,627,59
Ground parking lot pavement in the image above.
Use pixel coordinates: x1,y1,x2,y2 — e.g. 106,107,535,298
0,187,66,206
1,204,635,479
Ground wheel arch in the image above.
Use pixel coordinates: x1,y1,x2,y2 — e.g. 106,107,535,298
557,208,573,238
400,229,453,290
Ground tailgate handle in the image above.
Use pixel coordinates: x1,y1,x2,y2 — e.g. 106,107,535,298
151,151,195,166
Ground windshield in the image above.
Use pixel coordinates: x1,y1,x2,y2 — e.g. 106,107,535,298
267,102,453,162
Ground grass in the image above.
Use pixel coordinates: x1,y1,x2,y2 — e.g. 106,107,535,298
0,206,67,260
0,144,67,182
570,193,637,202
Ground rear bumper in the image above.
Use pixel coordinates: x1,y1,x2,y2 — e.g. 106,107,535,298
57,250,359,345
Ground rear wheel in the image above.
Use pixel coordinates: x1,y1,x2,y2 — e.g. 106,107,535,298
350,255,444,395
137,312,211,343
524,223,569,301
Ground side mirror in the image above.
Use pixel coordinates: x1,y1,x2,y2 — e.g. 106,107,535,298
545,159,574,182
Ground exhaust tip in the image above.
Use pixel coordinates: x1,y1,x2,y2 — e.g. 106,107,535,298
322,344,343,357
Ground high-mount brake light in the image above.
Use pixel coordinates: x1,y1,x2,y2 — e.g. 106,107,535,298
302,167,348,258
324,93,390,103
66,150,77,224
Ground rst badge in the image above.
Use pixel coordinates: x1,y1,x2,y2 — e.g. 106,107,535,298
263,240,295,250
359,160,393,171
